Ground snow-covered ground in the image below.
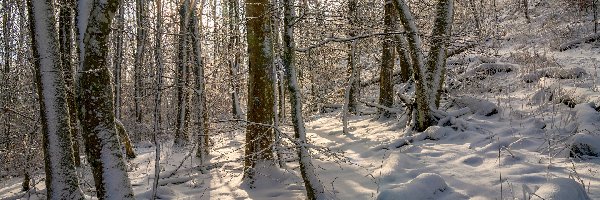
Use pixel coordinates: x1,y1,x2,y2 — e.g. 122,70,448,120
3,1,600,200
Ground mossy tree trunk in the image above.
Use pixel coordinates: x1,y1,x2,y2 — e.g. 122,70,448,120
175,0,191,146
29,0,84,198
78,0,135,198
393,0,453,132
379,0,397,117
244,0,275,178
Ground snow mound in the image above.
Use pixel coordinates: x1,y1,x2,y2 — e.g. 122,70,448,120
450,96,498,116
423,126,454,140
521,67,587,83
376,173,467,200
570,133,600,158
466,63,515,79
531,178,590,200
574,103,600,133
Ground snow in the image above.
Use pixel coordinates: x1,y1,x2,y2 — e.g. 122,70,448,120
376,173,467,200
5,0,600,200
530,178,590,200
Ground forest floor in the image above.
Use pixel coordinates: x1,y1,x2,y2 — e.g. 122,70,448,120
3,2,600,200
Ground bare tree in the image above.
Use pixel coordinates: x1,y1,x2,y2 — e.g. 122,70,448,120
282,0,326,198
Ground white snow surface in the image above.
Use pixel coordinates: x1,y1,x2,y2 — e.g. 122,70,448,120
4,1,600,200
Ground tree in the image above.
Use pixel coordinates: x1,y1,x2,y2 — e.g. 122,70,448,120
347,0,360,114
77,0,135,198
379,0,397,118
134,0,147,123
113,1,124,120
228,0,243,119
244,0,275,178
175,0,191,146
28,0,84,198
189,0,208,159
151,0,163,197
393,0,453,131
282,0,326,198
58,0,81,167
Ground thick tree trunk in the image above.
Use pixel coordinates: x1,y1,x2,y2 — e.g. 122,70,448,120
244,0,275,178
29,0,84,198
379,0,397,117
175,0,191,146
78,0,135,198
282,0,326,198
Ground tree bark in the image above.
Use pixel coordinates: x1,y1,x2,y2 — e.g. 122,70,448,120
393,0,453,132
244,0,275,178
134,0,147,123
228,0,243,119
78,0,135,198
29,0,84,198
282,0,326,198
379,0,397,117
347,0,359,114
113,3,124,120
189,1,208,159
175,0,191,146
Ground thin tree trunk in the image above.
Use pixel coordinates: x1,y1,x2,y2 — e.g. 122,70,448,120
151,0,163,197
282,0,326,198
134,0,147,123
78,0,135,198
347,0,359,114
114,3,124,120
58,0,81,167
189,0,208,160
29,0,84,198
228,0,243,119
244,0,275,178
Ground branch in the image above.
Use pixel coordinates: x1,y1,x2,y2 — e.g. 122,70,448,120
295,31,406,52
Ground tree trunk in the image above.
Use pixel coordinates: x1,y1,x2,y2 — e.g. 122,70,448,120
134,0,147,123
59,0,81,167
347,0,359,114
393,0,453,132
151,0,163,197
29,0,84,198
175,0,191,146
116,119,136,159
282,0,326,198
189,1,208,159
114,3,124,120
78,0,135,198
228,0,243,119
244,0,275,178
379,0,397,118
